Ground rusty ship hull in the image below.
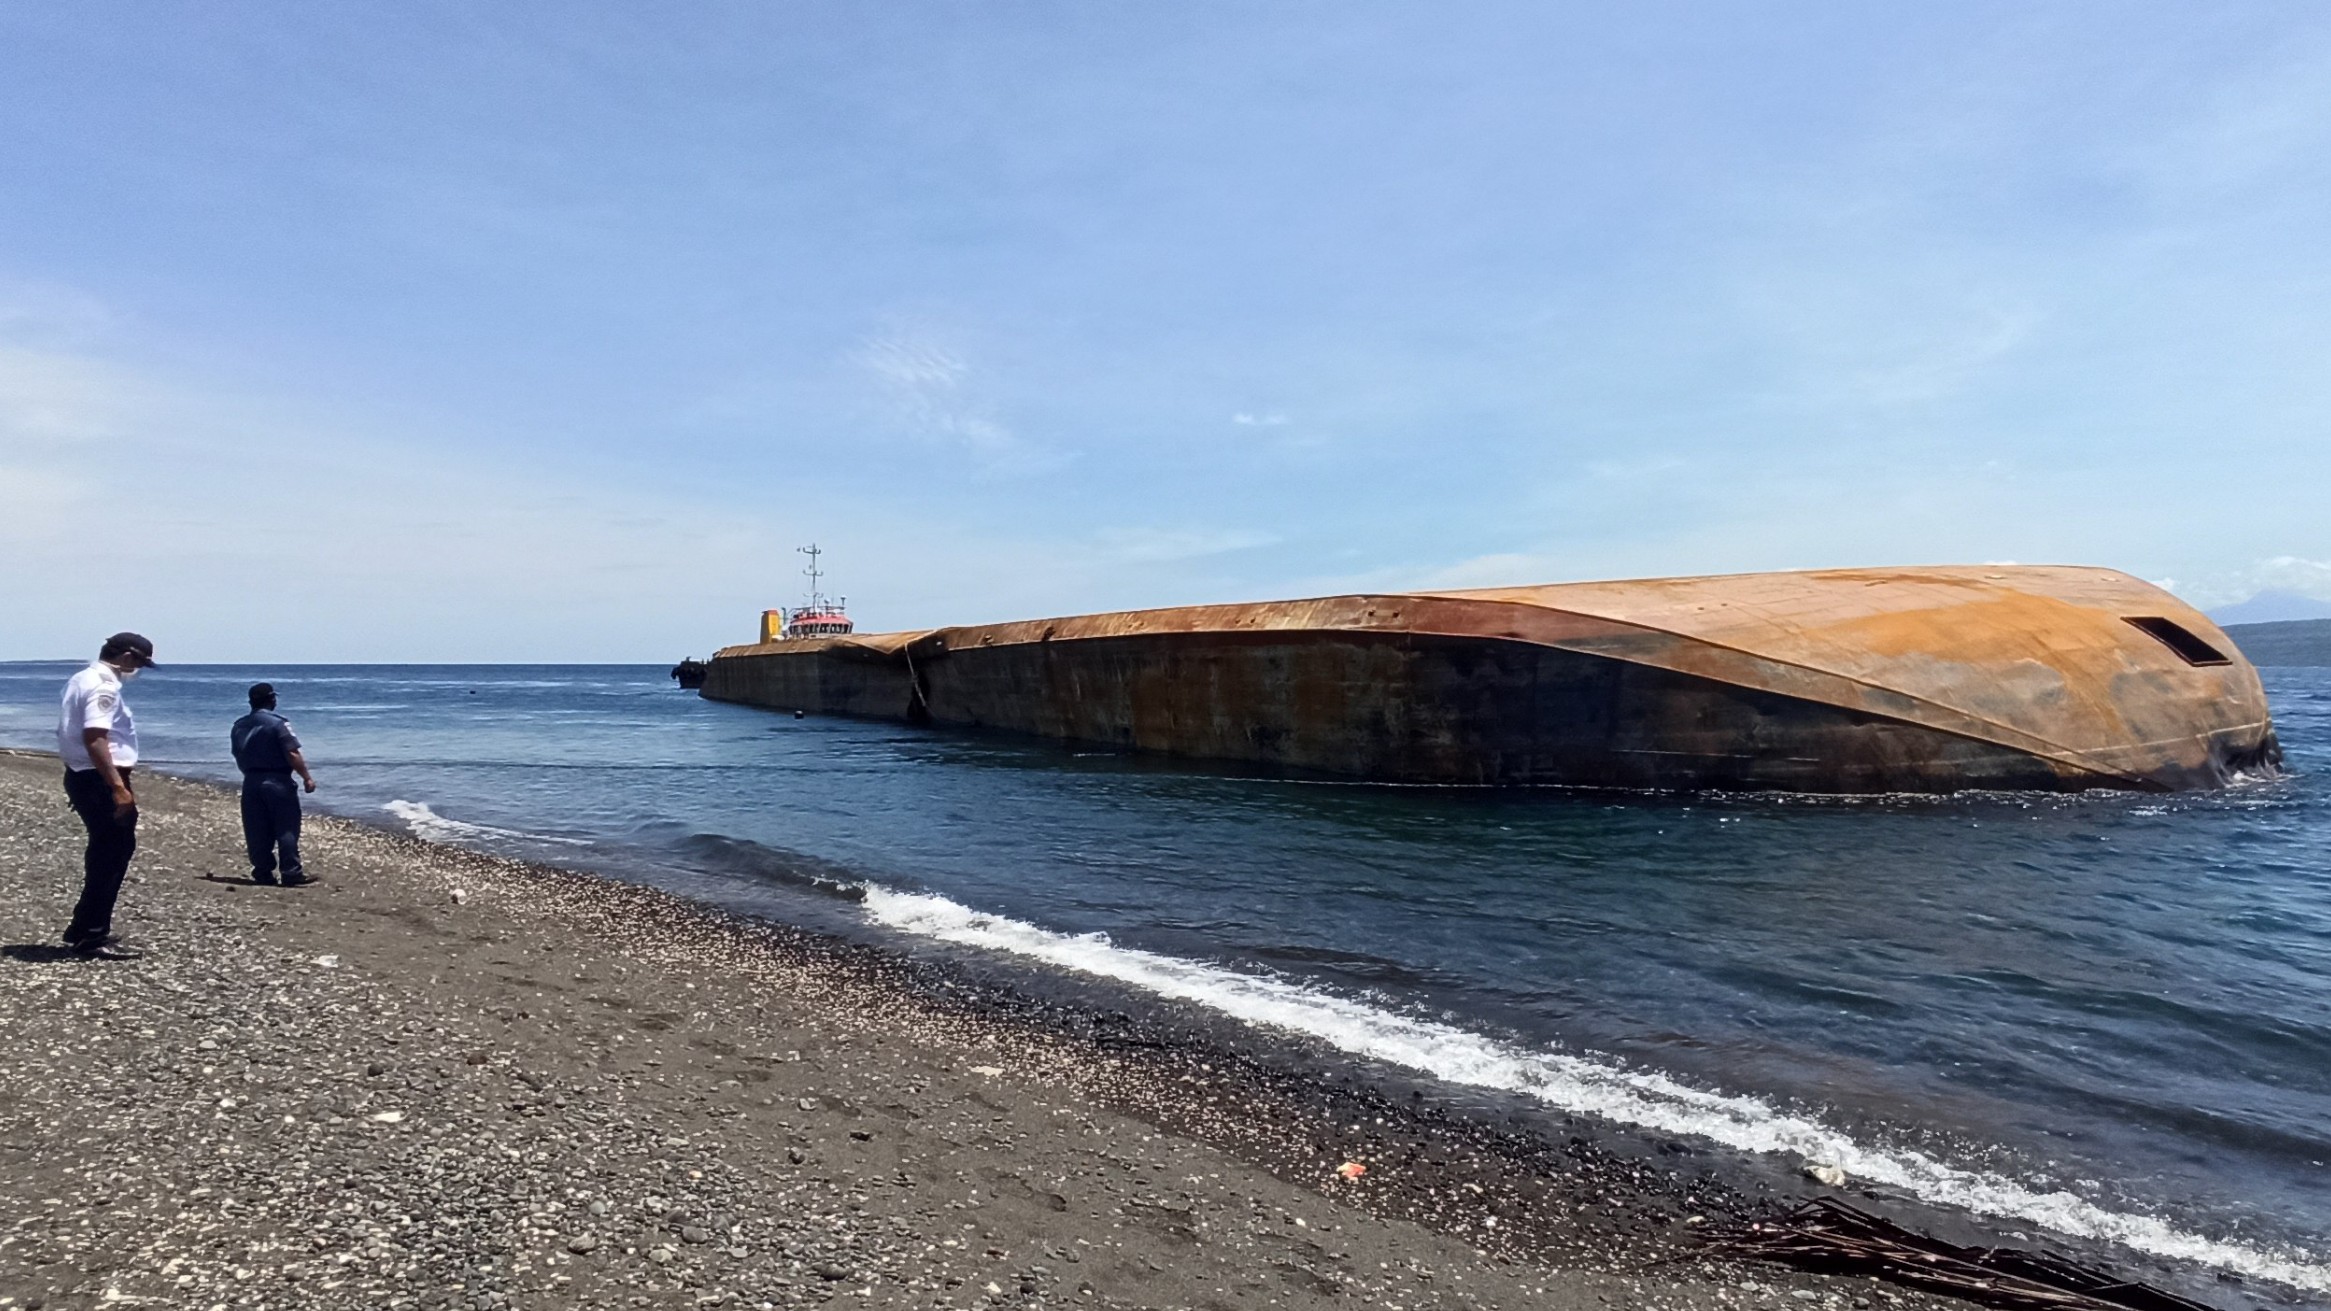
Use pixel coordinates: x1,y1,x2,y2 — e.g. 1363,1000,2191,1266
700,566,2281,793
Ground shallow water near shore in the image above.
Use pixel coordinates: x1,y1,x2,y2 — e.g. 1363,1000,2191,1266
6,660,2329,1293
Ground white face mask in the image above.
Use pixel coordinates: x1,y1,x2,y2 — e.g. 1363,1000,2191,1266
113,662,142,680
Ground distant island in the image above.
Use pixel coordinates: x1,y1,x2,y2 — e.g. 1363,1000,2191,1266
2222,619,2331,667
2208,589,2331,626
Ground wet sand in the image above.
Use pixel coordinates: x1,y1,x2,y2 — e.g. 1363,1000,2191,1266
0,750,1965,1311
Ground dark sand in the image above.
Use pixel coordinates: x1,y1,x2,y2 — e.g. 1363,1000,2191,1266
0,751,1969,1311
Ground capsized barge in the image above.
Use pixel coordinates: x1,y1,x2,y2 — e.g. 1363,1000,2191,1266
700,566,2280,793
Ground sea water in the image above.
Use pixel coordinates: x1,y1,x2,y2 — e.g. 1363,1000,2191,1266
4,661,2326,1293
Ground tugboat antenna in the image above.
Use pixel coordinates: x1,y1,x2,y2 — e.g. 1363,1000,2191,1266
799,543,824,608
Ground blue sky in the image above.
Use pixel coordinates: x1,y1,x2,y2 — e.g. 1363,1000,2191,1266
4,2,2328,660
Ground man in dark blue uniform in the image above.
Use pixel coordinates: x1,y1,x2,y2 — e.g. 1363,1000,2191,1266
230,683,318,886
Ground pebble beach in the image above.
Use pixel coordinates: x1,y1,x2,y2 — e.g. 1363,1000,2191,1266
0,750,1971,1311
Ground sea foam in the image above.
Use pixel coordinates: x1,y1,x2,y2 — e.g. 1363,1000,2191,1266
859,885,2331,1294
382,800,591,848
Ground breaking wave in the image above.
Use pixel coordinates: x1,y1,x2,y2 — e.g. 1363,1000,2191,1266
381,799,592,848
858,886,2331,1294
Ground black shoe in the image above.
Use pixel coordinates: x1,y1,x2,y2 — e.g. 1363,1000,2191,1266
252,874,280,886
74,935,145,960
280,874,316,888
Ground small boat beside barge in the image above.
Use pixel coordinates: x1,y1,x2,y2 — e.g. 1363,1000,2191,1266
700,563,2280,794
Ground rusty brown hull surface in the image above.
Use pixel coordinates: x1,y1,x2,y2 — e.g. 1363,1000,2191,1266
700,566,2282,793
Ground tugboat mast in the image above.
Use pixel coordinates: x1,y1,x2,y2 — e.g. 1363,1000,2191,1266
800,543,826,610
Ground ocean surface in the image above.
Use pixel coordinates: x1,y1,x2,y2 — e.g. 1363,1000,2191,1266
5,660,2327,1296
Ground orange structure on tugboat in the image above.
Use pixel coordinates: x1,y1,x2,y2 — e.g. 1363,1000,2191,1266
701,564,2280,794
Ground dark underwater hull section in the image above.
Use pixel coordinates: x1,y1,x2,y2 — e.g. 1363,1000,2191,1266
701,631,2124,793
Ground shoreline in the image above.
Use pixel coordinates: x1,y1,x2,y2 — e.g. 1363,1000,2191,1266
0,750,2191,1309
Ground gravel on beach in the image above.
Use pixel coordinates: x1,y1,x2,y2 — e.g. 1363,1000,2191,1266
0,751,1968,1311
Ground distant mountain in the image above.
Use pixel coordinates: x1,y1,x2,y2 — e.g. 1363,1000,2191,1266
2209,590,2331,625
2221,618,2331,667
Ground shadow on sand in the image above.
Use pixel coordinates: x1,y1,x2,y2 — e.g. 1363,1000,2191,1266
1,943,87,964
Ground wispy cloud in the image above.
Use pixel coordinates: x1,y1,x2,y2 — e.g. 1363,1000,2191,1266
1846,304,2040,408
0,277,118,349
2178,555,2331,609
0,345,140,447
0,286,1171,657
851,320,1048,470
1096,527,1278,564
1411,552,1559,590
1733,267,2045,417
1582,453,1688,482
2121,38,2331,214
0,279,153,448
0,307,817,658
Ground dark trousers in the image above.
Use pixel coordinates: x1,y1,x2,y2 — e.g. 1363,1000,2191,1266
62,767,137,945
240,772,304,881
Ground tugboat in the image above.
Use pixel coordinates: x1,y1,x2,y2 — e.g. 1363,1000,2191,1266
768,543,855,641
668,658,707,689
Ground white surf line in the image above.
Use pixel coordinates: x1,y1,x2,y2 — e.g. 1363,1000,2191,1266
860,886,2330,1294
382,800,593,847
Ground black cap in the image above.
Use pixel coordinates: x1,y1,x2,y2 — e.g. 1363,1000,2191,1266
249,682,276,707
99,632,156,666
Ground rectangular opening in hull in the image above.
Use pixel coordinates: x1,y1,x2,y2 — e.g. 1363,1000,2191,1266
2124,616,2232,667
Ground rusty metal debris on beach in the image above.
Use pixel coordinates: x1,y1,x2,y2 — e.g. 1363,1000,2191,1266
1706,1199,2217,1311
703,565,2279,794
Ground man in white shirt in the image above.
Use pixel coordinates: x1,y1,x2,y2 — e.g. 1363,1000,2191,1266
57,632,156,959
